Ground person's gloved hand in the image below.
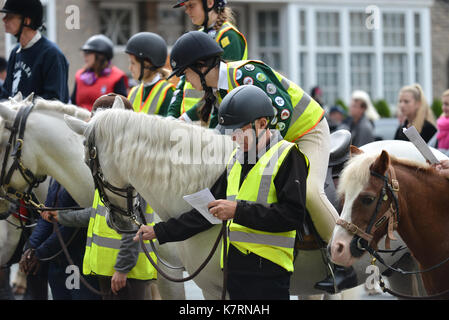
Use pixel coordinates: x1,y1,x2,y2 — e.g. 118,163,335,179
19,248,41,275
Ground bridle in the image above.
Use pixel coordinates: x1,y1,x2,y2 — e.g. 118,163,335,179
85,126,142,232
0,103,47,224
337,165,400,257
336,164,449,299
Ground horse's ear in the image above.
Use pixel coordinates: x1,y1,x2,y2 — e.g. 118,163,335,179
112,96,125,110
350,145,364,157
11,92,23,102
23,92,34,104
64,115,88,136
0,102,17,121
371,150,390,175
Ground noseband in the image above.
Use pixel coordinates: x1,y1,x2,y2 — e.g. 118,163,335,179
85,127,144,231
337,165,400,257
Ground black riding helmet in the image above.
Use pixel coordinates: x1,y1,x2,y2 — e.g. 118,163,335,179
168,31,223,81
0,0,43,40
217,85,275,135
173,0,227,30
126,32,167,81
81,34,114,60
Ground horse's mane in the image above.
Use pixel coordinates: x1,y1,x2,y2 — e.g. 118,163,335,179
338,151,434,199
33,98,91,121
89,109,234,196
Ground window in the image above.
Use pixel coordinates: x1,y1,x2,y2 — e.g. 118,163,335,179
415,53,423,85
351,53,375,97
317,53,342,105
383,54,408,107
316,12,340,47
414,13,421,48
99,3,138,48
350,12,373,47
383,13,406,47
256,10,282,69
299,10,307,46
298,52,307,89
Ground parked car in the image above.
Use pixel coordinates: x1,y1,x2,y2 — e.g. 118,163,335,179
374,118,399,141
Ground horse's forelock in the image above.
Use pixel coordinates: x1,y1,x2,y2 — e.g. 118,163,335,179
337,153,378,200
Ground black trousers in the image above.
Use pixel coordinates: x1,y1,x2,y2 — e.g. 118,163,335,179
226,245,291,300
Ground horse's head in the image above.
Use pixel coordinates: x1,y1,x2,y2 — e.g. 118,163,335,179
65,97,139,233
329,147,400,267
0,99,41,213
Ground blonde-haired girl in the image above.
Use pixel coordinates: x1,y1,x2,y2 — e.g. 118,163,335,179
394,83,437,143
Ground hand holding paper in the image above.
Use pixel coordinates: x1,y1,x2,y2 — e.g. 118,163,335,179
183,188,222,224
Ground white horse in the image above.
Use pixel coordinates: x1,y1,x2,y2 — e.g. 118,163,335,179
65,103,427,299
0,97,185,299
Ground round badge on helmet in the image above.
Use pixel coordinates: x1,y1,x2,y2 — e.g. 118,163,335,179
219,116,225,124
236,69,243,81
256,73,267,82
275,96,285,107
280,109,290,120
266,83,277,95
276,122,286,131
244,64,255,72
171,60,177,68
243,76,254,85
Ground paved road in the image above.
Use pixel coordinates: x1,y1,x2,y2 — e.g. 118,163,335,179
8,264,396,300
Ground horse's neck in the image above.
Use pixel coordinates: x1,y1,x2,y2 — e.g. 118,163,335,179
26,111,94,207
395,164,449,266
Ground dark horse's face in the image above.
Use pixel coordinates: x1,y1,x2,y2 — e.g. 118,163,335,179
329,149,398,267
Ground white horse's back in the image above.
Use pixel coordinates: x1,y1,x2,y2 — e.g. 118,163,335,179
360,140,449,162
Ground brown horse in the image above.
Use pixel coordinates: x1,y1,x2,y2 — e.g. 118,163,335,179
330,146,449,297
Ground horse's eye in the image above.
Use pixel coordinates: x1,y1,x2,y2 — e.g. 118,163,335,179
360,196,375,206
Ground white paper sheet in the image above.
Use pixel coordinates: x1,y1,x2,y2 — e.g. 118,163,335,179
183,188,222,224
402,126,440,164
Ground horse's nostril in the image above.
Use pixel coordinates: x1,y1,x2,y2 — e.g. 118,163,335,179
336,242,345,254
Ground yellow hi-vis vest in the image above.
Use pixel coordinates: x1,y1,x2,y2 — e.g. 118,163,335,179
83,190,157,280
226,60,324,142
128,79,174,115
222,139,309,272
180,21,248,115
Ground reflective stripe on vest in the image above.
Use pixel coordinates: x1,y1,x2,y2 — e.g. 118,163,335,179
83,190,157,280
128,80,174,115
226,60,324,142
223,139,307,272
180,21,248,115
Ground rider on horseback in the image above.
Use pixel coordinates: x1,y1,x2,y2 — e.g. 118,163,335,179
136,85,309,299
164,30,357,293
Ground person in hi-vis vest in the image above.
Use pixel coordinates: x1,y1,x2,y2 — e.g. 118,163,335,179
165,31,358,293
136,85,309,299
126,32,174,116
44,95,158,300
167,0,247,120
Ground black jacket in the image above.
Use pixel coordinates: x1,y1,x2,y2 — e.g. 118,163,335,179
154,135,308,245
394,119,437,143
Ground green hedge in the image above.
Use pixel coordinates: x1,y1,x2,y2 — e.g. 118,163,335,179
373,99,391,118
431,99,442,118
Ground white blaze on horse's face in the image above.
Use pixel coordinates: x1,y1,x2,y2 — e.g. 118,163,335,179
329,184,364,267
